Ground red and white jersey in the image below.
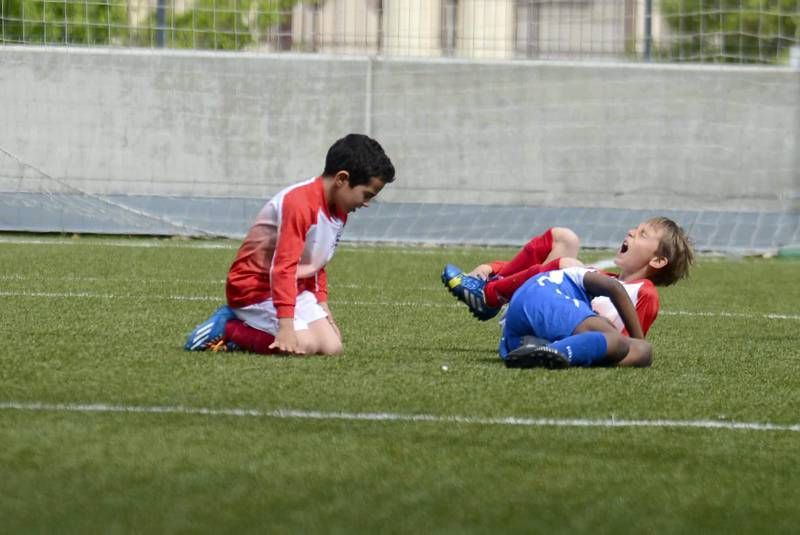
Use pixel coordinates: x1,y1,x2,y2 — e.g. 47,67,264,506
226,177,347,318
592,276,659,336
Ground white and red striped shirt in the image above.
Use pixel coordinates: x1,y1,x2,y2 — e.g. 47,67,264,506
226,177,346,318
592,276,660,336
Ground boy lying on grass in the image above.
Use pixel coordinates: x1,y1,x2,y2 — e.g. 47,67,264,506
442,217,694,367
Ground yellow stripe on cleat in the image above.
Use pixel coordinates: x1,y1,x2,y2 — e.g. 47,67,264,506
447,274,462,289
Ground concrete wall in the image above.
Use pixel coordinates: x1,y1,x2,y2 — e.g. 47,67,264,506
371,59,799,212
1,46,797,215
0,47,368,199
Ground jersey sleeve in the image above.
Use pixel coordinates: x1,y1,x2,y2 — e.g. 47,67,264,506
271,191,313,318
635,282,659,336
627,281,659,337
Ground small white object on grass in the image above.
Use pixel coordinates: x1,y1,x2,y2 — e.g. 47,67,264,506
441,365,449,372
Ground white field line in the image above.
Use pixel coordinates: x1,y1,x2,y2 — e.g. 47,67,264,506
0,274,228,285
1,401,799,433
0,237,748,260
658,310,800,320
0,237,493,255
0,275,441,290
0,290,798,321
0,237,237,249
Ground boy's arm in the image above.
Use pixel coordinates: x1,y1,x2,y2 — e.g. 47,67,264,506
271,195,311,318
583,271,645,340
269,194,313,354
271,318,303,355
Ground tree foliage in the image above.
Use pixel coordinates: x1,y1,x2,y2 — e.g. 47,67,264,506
1,0,128,45
660,0,799,63
148,0,298,50
1,0,302,50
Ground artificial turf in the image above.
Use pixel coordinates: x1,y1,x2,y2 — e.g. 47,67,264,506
1,235,798,533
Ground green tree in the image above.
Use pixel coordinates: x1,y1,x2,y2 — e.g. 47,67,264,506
1,0,128,45
147,0,301,50
660,0,799,63
1,0,307,50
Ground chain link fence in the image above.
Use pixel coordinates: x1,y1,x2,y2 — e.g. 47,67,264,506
2,0,799,64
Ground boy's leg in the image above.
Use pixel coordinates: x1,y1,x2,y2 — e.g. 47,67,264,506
483,227,581,307
499,274,594,365
567,316,652,367
502,290,629,369
495,227,579,277
506,330,611,368
224,319,276,354
484,257,561,307
227,291,342,355
616,338,653,367
547,227,580,264
225,318,342,355
299,318,343,355
546,332,610,367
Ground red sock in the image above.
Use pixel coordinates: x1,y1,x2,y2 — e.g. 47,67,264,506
224,319,278,354
495,229,554,277
484,258,561,307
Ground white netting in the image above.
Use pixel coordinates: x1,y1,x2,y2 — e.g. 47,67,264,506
1,1,798,251
1,0,799,65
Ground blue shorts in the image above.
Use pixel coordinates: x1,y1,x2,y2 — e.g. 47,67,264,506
499,275,596,358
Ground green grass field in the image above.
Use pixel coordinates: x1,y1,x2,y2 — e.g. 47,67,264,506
1,234,799,533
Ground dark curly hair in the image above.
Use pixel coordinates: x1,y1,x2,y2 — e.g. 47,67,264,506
323,133,395,187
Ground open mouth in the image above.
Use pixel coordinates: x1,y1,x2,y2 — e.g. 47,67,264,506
619,241,629,254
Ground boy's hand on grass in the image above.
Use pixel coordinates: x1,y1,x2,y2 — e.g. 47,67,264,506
468,264,493,280
270,318,305,355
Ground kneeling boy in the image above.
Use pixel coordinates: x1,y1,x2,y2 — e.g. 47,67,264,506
185,133,395,355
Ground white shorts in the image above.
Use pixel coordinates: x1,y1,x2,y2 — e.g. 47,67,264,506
233,291,328,335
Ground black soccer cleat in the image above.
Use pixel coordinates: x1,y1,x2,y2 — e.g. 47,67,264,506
504,343,569,370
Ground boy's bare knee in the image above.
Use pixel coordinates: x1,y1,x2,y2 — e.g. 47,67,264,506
552,227,580,249
320,340,344,356
299,338,342,356
636,341,653,367
603,332,630,362
620,339,653,367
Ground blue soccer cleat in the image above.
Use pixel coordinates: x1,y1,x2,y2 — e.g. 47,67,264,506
441,263,501,321
504,342,569,370
184,305,236,351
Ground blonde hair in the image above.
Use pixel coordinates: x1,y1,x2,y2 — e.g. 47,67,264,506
648,217,694,286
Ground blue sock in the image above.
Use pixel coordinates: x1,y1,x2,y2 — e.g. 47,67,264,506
548,332,608,367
